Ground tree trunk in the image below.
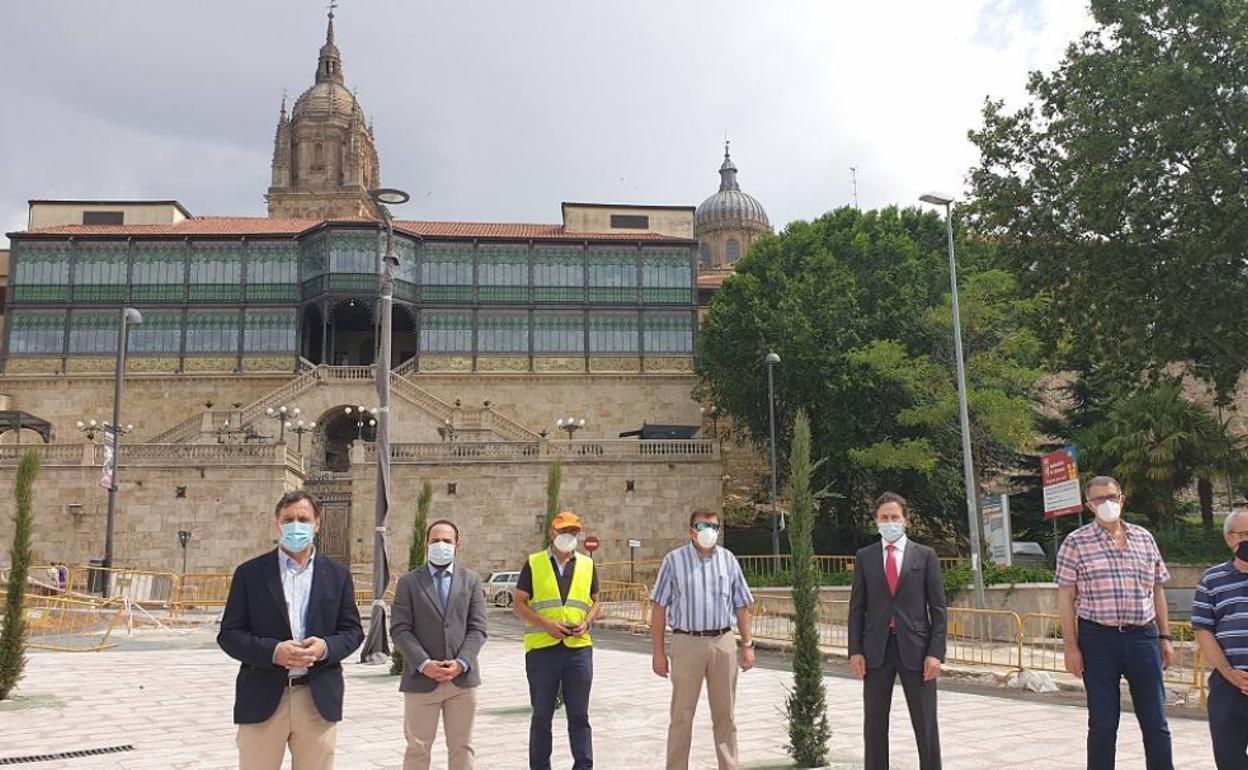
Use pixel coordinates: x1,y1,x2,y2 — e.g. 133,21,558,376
1198,477,1215,535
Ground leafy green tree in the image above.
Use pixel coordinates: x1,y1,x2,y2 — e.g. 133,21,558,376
784,410,831,767
1,451,40,700
392,478,433,675
967,0,1248,399
543,461,562,547
698,206,1047,547
1075,383,1243,525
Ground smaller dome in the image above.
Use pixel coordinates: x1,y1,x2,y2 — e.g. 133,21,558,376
292,80,356,121
694,145,770,234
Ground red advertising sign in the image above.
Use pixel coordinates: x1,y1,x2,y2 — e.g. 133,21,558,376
1042,446,1083,520
583,535,600,554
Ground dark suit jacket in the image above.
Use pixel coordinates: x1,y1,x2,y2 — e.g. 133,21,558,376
390,565,487,693
848,540,948,671
217,549,364,724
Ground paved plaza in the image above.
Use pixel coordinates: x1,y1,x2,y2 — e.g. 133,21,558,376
0,612,1220,769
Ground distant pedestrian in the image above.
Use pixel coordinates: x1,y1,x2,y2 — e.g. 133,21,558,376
848,492,946,770
1056,475,1174,770
1193,509,1248,769
390,519,487,770
650,509,755,770
513,511,600,770
217,490,363,770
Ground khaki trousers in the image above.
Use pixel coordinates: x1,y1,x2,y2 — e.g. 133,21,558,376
403,682,479,770
666,632,740,770
236,686,338,770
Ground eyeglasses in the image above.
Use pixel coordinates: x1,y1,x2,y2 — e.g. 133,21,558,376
1229,531,1248,540
1088,494,1122,505
694,522,720,532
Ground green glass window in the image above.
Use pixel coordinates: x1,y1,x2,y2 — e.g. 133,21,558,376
421,243,473,302
189,243,242,301
395,237,419,301
72,242,128,302
588,312,638,354
533,312,584,354
247,242,298,302
533,245,584,303
477,312,529,354
129,311,183,354
131,242,186,301
67,311,118,354
7,311,66,354
11,242,71,301
477,245,529,303
185,310,240,354
644,313,694,354
329,232,377,274
244,309,297,353
420,311,473,353
641,247,693,303
587,247,637,303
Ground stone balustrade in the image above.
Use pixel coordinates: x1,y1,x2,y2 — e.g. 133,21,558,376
363,439,718,464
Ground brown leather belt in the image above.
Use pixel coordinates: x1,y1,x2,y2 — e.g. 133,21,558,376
288,674,310,686
672,628,731,637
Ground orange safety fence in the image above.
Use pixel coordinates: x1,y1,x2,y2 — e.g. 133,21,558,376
19,594,125,652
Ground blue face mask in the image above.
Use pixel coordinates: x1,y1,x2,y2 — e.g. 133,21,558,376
877,521,905,543
280,521,316,553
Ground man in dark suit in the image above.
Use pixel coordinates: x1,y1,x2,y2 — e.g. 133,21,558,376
849,491,947,770
218,490,364,770
391,519,488,770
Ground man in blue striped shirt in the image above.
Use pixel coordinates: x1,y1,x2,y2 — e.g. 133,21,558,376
650,510,755,770
1193,510,1248,770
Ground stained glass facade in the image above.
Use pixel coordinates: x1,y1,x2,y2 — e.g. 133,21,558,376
420,311,473,353
7,311,66,355
477,311,528,354
67,311,120,354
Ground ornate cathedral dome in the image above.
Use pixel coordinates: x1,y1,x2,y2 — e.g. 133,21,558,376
291,13,356,121
694,144,770,235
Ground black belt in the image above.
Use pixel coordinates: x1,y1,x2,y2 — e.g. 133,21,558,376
288,674,310,686
1078,617,1155,633
672,628,731,637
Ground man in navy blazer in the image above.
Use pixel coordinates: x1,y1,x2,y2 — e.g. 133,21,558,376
218,490,364,770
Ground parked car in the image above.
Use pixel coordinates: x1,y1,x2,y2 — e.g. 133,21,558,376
482,570,521,607
1010,541,1048,569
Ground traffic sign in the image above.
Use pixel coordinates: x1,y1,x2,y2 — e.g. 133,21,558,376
627,539,642,548
584,535,600,554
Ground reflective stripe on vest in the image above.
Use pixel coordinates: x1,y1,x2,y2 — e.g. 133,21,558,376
523,550,594,652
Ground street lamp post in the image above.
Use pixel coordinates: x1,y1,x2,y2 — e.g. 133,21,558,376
289,419,316,454
920,192,986,609
362,187,410,663
765,352,781,561
345,405,378,442
555,417,585,440
101,308,142,570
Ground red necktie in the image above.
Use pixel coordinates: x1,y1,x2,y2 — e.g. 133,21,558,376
886,544,899,595
886,544,899,630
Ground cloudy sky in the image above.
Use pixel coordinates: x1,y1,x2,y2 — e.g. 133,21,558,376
0,0,1092,247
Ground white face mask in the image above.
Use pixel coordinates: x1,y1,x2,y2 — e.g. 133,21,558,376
695,528,719,549
877,521,905,543
1095,500,1121,523
553,533,579,554
427,541,455,566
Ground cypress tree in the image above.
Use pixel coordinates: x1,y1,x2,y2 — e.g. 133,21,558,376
1,451,41,700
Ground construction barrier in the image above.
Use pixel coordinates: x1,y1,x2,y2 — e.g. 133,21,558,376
595,582,651,631
21,594,124,652
171,573,234,614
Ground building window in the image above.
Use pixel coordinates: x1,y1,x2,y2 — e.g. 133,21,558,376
72,242,128,302
699,242,712,266
587,247,637,303
82,211,124,225
10,242,71,301
610,214,649,229
329,232,376,274
533,245,584,303
132,243,186,301
726,238,742,263
477,312,529,354
588,313,638,354
642,247,693,303
533,313,584,355
477,245,528,302
67,311,118,354
185,310,240,355
644,313,694,354
421,243,474,301
7,311,66,355
246,242,298,302
129,311,183,354
244,309,297,354
189,244,242,301
420,311,473,354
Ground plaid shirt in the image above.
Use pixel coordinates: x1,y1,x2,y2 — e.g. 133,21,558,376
1055,521,1170,627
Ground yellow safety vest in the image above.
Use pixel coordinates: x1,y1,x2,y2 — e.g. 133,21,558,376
523,550,594,652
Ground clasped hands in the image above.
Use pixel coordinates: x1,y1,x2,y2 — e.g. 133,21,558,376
422,659,466,683
542,619,589,639
274,636,327,669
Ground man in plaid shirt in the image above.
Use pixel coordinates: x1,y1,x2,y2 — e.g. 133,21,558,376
1056,475,1174,770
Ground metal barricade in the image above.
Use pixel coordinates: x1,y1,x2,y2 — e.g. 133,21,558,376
595,582,651,631
66,565,178,608
22,594,124,652
945,608,1023,669
172,572,233,615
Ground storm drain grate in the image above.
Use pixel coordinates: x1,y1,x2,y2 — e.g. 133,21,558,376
0,745,135,765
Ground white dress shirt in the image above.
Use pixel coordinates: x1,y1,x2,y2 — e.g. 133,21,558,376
278,548,316,677
881,533,908,572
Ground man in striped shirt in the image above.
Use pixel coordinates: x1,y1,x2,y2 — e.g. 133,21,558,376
650,510,754,770
1056,475,1174,770
1193,509,1248,769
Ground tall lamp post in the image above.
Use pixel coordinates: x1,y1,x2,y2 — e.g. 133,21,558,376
103,307,142,569
555,417,585,440
765,352,782,560
361,186,410,663
265,405,301,443
289,419,316,454
919,192,986,608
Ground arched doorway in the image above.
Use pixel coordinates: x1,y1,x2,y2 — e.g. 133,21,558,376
318,404,377,472
301,303,325,364
327,299,375,366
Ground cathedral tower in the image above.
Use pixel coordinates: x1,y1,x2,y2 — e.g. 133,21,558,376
266,10,382,219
